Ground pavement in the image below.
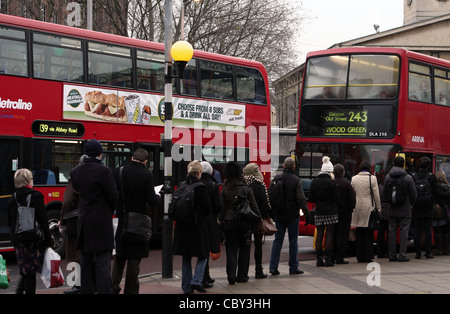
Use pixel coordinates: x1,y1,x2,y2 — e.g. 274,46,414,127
33,252,450,295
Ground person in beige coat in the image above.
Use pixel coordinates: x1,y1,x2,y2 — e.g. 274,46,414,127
351,160,381,263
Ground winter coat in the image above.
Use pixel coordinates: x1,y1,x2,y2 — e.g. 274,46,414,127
218,180,261,223
351,171,381,228
335,176,356,221
113,161,160,259
383,166,416,218
172,175,212,259
434,183,450,226
70,157,119,252
270,168,308,223
245,175,270,219
412,169,439,218
200,173,222,254
60,180,81,262
309,173,338,216
8,187,52,247
8,187,53,276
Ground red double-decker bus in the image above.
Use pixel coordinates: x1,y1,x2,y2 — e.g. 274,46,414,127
0,14,271,254
297,47,450,236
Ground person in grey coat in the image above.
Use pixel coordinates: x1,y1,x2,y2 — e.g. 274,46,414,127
383,156,416,262
70,139,119,294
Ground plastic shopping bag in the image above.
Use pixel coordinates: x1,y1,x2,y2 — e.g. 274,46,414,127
0,254,9,289
40,248,65,288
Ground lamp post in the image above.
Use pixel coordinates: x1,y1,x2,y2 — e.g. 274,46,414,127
162,0,194,279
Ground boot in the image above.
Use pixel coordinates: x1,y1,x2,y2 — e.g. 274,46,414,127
15,276,24,294
443,235,450,255
324,251,334,267
316,250,325,267
255,265,268,279
434,234,443,255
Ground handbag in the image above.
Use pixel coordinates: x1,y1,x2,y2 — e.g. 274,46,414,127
434,203,443,220
261,218,277,236
14,193,44,243
368,175,380,231
0,254,9,289
40,248,65,288
119,167,152,243
121,212,152,243
235,187,260,223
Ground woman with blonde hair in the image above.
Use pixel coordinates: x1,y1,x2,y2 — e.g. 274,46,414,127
172,160,213,293
8,168,52,294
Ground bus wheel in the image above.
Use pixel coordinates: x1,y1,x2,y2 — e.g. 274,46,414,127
47,209,65,257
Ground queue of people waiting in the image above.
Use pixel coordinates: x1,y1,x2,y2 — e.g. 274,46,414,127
6,139,449,294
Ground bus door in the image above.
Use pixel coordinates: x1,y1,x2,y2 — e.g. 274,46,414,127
139,143,164,240
404,152,433,173
0,138,20,250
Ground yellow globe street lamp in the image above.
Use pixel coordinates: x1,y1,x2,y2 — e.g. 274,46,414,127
171,40,194,75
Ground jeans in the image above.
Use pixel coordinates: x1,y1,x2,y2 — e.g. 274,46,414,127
181,256,207,293
269,217,300,272
389,216,411,259
80,250,113,294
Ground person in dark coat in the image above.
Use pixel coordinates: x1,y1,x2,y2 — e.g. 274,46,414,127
112,148,160,294
172,160,213,294
8,168,53,294
59,155,86,294
218,161,261,284
200,161,222,288
70,139,118,294
412,156,439,259
331,163,356,264
269,157,308,275
309,156,339,267
384,156,416,262
243,162,270,279
433,170,450,255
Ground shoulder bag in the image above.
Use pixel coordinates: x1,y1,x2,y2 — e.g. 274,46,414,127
235,186,260,223
261,218,277,236
368,175,380,231
14,193,44,243
119,167,152,243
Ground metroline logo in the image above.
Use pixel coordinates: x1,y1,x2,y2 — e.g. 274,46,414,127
0,97,33,110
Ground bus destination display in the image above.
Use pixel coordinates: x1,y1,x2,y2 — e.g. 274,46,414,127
299,105,395,138
322,109,368,136
32,120,85,137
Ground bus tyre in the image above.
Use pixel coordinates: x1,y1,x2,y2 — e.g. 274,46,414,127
47,209,66,258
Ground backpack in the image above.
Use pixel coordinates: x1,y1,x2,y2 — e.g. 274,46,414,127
413,172,433,206
384,173,407,205
168,181,204,223
268,177,287,214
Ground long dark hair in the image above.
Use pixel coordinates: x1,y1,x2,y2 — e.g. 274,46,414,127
358,160,372,173
223,162,245,186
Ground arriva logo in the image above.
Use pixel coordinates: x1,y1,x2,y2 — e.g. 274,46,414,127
0,97,33,110
406,133,425,145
